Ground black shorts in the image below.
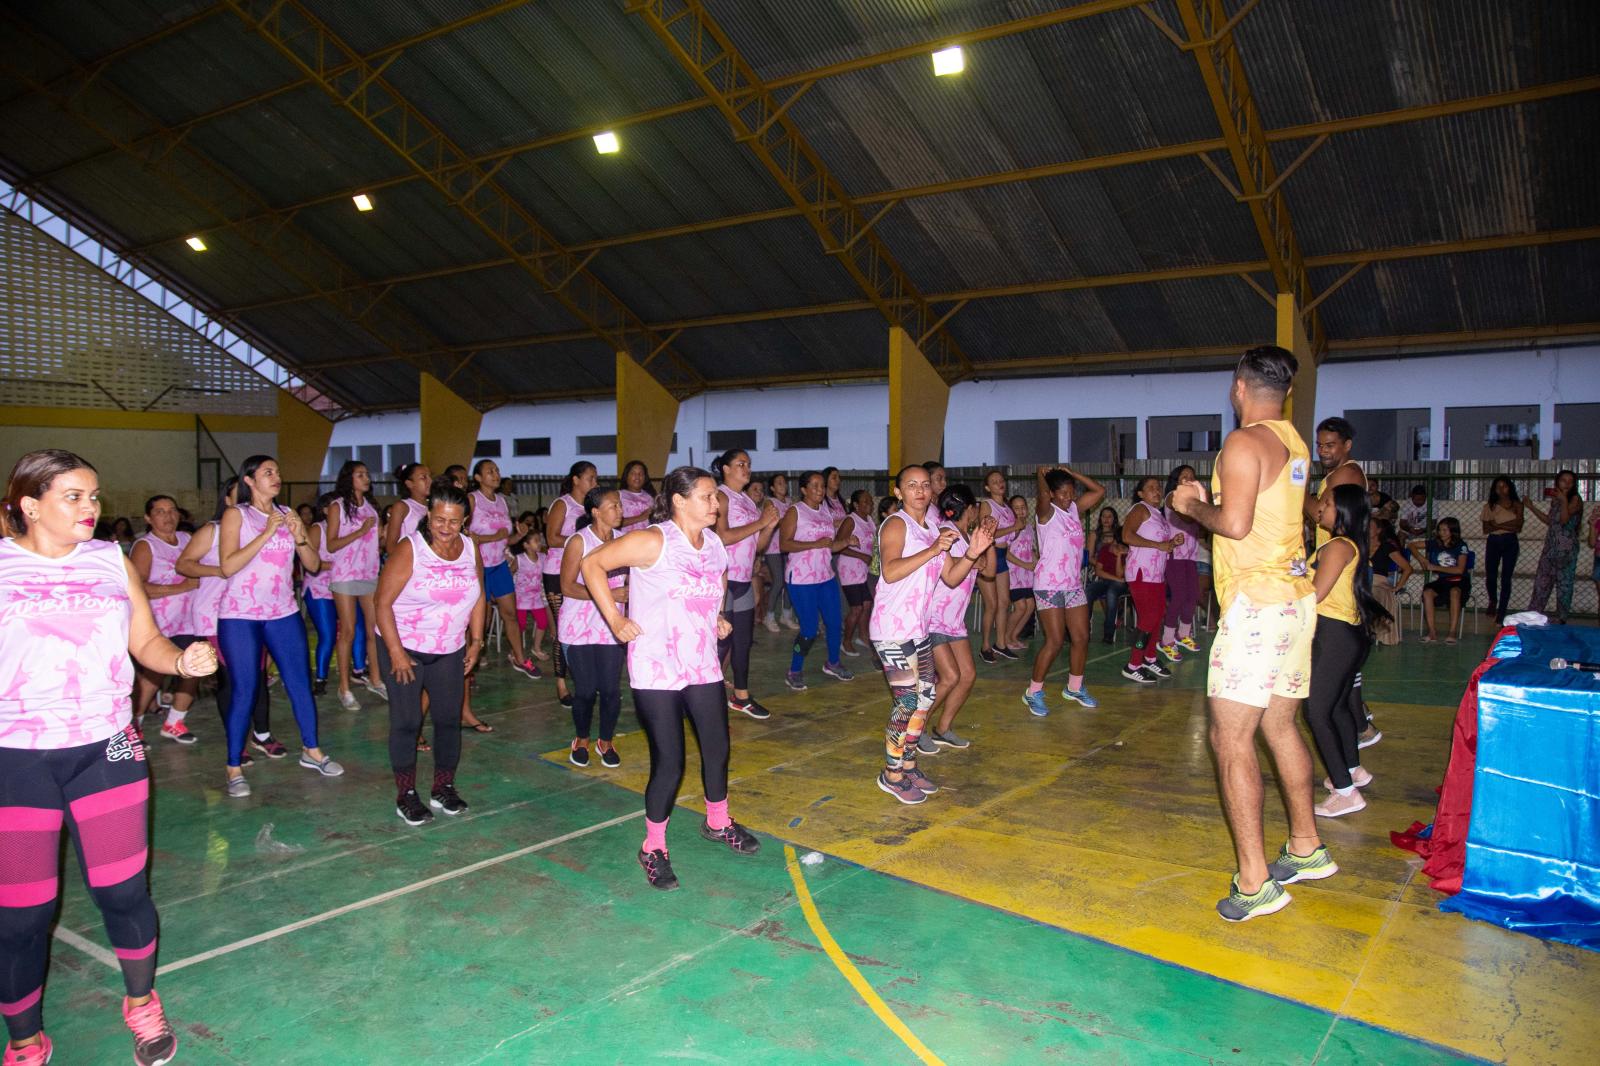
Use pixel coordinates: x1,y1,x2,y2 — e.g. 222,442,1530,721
542,572,563,596
842,582,871,607
1424,578,1462,598
1009,587,1033,603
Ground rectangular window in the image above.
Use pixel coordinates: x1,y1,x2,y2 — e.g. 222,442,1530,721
387,443,415,469
775,426,828,451
1069,417,1134,463
577,434,617,455
324,446,352,476
1148,415,1221,459
993,418,1058,467
707,429,757,452
513,436,552,457
356,444,384,472
474,438,502,458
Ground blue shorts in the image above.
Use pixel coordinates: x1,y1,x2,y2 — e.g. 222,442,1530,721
994,546,1009,574
484,561,515,600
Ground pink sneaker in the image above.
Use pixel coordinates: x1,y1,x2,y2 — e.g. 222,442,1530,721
122,990,177,1066
159,721,198,745
2,1035,51,1065
1314,788,1367,818
1324,767,1373,791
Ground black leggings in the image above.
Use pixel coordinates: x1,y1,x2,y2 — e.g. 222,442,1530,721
1485,532,1519,620
566,642,625,741
1305,616,1367,790
0,733,161,1041
717,580,755,691
378,644,464,793
210,643,270,736
633,682,730,822
542,574,568,680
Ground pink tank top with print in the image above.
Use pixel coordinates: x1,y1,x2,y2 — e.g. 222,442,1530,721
824,496,847,523
620,489,654,528
512,552,545,610
1034,503,1085,591
470,490,511,568
1126,502,1173,583
985,497,1016,547
627,522,728,690
138,530,193,637
765,499,792,551
220,504,298,620
869,511,943,643
558,527,625,646
398,498,427,541
837,513,875,587
544,495,580,575
329,498,380,584
0,537,134,750
303,522,333,600
1008,524,1037,591
186,524,226,637
786,502,837,585
928,523,978,638
1166,506,1200,562
392,532,480,654
719,484,761,583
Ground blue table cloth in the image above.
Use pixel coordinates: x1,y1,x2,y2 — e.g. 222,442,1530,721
1440,626,1600,949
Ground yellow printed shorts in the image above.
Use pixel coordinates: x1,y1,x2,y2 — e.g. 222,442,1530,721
1207,593,1315,708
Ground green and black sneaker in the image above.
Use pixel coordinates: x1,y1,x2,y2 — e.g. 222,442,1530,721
1216,877,1292,922
1265,843,1338,885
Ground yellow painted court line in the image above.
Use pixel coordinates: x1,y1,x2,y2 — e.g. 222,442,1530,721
783,844,946,1066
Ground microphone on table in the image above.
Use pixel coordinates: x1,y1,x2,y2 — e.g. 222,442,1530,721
1549,657,1600,674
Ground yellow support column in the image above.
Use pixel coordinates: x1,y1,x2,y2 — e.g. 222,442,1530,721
1276,294,1318,445
615,352,679,477
273,389,334,486
888,327,950,473
420,372,483,474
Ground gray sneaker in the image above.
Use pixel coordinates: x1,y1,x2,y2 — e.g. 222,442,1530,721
902,767,938,794
299,753,345,777
915,732,940,755
225,773,250,799
931,729,970,749
876,771,926,805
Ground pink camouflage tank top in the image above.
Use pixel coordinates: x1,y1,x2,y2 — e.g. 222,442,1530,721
718,483,761,583
928,522,978,638
470,489,511,568
1034,502,1085,592
303,522,334,600
1166,505,1200,563
869,510,943,643
185,523,226,638
837,512,875,587
764,498,791,553
391,532,480,655
398,498,427,541
620,489,653,528
329,498,380,584
220,504,298,620
558,527,624,646
1008,523,1037,591
985,497,1016,547
544,495,580,575
1126,502,1173,583
786,502,836,585
0,537,135,750
512,551,545,611
138,530,193,637
627,521,728,690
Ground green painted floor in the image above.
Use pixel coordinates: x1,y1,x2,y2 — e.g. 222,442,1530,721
35,617,1562,1063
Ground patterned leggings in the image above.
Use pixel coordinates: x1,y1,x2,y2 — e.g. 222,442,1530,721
1527,534,1577,621
874,636,936,773
542,574,568,680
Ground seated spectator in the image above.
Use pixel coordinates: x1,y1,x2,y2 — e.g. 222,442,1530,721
1416,517,1467,644
1368,517,1410,646
1084,506,1127,645
1399,484,1429,542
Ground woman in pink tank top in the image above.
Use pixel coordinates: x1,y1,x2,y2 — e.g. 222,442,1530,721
2,450,217,1061
326,460,384,709
580,467,754,893
1161,465,1204,657
383,462,432,555
619,460,655,530
778,472,854,689
757,473,794,632
711,449,780,721
836,489,877,659
374,479,486,826
925,484,997,753
1001,495,1039,651
543,461,599,705
868,464,991,806
976,469,1025,664
558,489,628,767
1023,465,1107,716
129,494,201,741
1121,475,1184,680
469,460,534,678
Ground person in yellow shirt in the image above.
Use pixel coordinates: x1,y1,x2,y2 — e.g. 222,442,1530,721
1170,346,1335,923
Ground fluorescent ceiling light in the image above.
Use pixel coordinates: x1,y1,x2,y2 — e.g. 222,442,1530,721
353,193,374,212
185,236,207,252
932,45,964,76
593,130,620,154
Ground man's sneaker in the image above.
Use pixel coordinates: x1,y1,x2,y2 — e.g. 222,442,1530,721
338,689,360,711
430,785,469,816
363,674,389,699
299,752,344,777
762,615,781,633
1122,665,1156,684
1144,662,1173,680
638,848,679,890
1216,877,1292,923
979,647,998,664
915,732,940,755
249,734,288,759
510,656,541,680
700,819,761,854
902,767,938,794
2,1033,50,1065
784,672,807,691
1324,767,1373,791
597,744,621,768
1061,686,1099,709
569,742,590,767
1314,789,1367,818
1022,689,1050,716
1157,643,1184,663
396,790,433,826
1178,635,1200,652
225,773,250,799
931,728,970,749
1265,843,1338,884
876,771,926,805
822,662,854,682
159,721,198,745
123,990,178,1066
994,646,1020,661
728,697,771,721
1357,725,1383,749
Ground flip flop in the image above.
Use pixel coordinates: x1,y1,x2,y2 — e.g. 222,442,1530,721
467,722,495,734
416,738,432,752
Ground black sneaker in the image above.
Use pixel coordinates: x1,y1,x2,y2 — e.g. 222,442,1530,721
598,744,621,768
700,819,761,855
558,692,573,709
979,647,998,664
728,697,771,721
1121,665,1156,684
313,678,328,696
994,646,1020,661
638,848,679,890
396,790,433,826
1144,662,1172,680
569,743,590,767
429,785,468,816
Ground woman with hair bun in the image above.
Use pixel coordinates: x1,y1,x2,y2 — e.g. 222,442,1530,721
130,493,201,744
559,486,627,768
711,449,779,721
326,459,384,710
384,461,432,554
1022,465,1106,714
544,462,600,708
777,471,854,691
918,484,995,756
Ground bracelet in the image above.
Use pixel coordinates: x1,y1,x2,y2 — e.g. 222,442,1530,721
173,651,190,679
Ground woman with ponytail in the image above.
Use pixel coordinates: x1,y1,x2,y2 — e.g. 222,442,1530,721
1305,484,1390,818
918,484,995,756
543,461,599,708
559,486,628,767
711,449,779,720
326,460,384,710
777,471,855,690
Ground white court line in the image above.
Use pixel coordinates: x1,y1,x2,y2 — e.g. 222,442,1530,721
53,926,118,970
153,809,644,976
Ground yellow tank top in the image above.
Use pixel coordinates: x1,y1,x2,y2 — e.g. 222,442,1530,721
1211,419,1314,612
1314,536,1360,624
1313,460,1365,550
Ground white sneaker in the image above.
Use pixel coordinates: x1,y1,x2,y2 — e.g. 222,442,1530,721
225,773,250,798
338,689,360,711
762,615,780,633
363,675,389,699
782,613,799,631
1314,788,1366,818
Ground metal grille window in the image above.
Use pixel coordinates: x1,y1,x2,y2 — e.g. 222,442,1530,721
577,434,617,455
474,439,503,458
514,437,552,457
387,443,416,469
708,429,757,452
775,426,828,450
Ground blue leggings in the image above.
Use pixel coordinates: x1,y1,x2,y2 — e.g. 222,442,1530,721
305,593,366,679
788,579,843,672
217,614,319,767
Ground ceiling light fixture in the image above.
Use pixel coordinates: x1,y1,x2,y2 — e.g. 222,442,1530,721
932,45,964,76
352,193,374,212
185,236,207,252
593,130,620,154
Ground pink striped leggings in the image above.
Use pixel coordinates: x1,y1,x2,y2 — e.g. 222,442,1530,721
0,728,159,1041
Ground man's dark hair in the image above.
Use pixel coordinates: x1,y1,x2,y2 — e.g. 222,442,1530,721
1235,345,1297,395
1316,416,1354,442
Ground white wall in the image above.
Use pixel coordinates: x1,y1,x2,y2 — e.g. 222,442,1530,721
327,345,1600,473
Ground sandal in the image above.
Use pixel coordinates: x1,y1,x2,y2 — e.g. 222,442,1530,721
467,721,494,734
416,738,432,752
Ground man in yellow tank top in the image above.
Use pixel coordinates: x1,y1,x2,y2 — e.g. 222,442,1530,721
1171,346,1337,922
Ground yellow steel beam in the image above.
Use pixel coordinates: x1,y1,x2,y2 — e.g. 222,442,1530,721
208,77,1600,317
222,0,705,396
